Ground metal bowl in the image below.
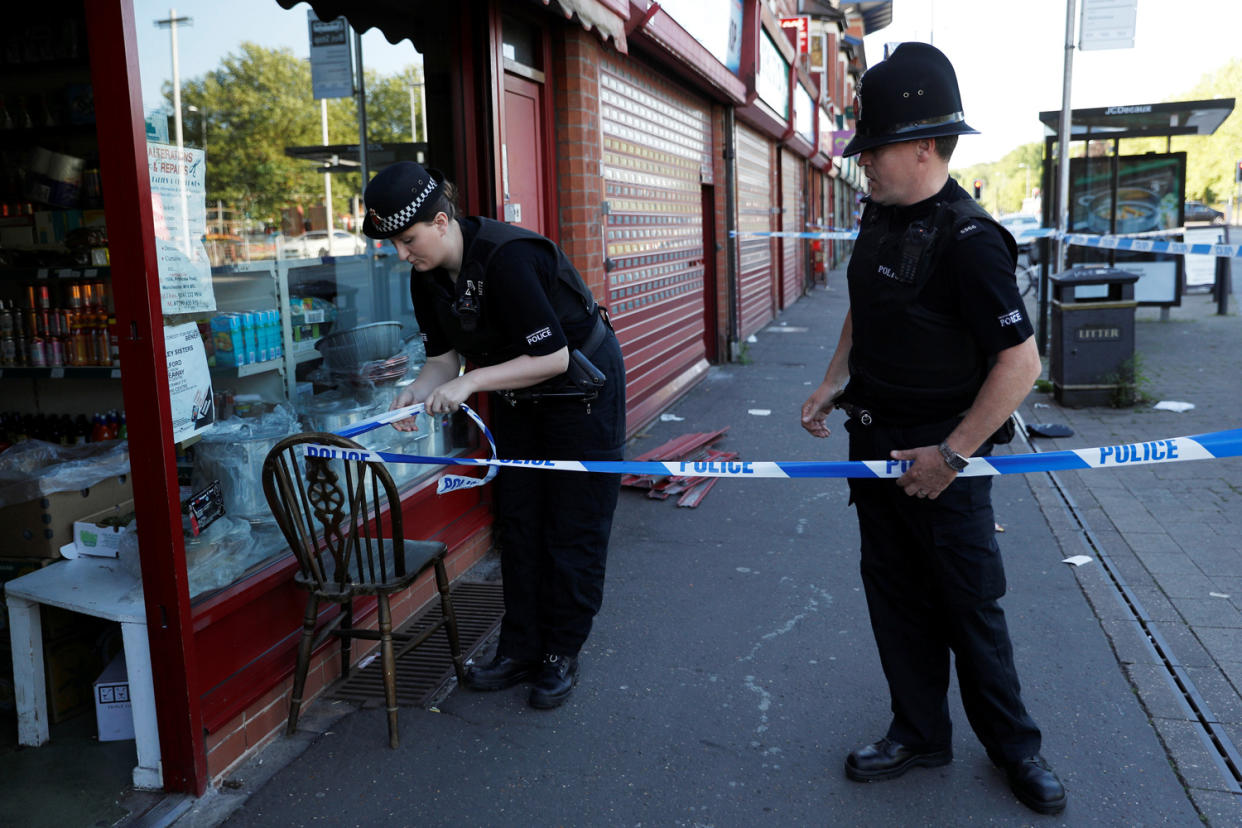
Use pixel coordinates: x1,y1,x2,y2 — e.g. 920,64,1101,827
315,321,403,372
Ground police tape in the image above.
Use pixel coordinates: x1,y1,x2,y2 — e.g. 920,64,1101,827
310,405,1242,490
731,228,1242,259
332,403,498,495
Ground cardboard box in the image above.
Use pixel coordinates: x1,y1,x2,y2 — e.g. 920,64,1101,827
93,651,134,741
72,498,134,558
45,633,103,723
211,313,245,367
0,474,133,559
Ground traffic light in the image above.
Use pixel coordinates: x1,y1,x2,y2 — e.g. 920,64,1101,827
1236,159,1242,183
973,179,983,199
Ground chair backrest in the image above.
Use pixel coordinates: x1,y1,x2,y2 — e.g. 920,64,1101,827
262,431,408,595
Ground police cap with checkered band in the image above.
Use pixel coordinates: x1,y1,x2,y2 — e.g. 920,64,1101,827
362,161,447,239
841,42,978,157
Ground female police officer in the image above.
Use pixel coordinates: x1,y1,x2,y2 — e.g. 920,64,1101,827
362,161,625,709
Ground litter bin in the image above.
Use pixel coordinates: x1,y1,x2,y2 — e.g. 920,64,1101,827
1048,265,1139,407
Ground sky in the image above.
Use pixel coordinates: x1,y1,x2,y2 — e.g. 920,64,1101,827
134,0,1239,169
135,1,419,118
863,0,1242,167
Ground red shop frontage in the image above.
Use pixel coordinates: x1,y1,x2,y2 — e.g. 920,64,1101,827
1,0,877,805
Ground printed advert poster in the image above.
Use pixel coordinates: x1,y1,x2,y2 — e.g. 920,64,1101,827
148,142,215,314
165,321,215,442
1068,153,1185,304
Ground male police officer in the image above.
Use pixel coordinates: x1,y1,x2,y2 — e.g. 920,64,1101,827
800,43,1066,815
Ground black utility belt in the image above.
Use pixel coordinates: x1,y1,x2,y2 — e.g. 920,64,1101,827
838,401,1016,445
499,309,609,405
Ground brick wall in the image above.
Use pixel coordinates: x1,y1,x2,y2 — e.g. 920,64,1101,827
551,29,606,298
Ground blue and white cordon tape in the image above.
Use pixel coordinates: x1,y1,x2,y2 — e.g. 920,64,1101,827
733,226,1242,259
305,404,1242,494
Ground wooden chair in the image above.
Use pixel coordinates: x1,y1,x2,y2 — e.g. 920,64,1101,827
262,431,466,748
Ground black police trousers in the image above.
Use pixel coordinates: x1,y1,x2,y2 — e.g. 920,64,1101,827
489,332,625,660
846,417,1042,763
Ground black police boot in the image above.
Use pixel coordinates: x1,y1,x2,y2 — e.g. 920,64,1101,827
463,654,540,691
528,654,578,709
1002,755,1067,815
844,737,953,781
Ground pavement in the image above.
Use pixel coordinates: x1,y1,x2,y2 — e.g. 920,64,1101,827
159,260,1242,828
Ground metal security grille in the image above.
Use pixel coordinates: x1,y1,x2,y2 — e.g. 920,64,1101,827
734,122,776,339
779,149,805,308
600,60,710,415
334,581,505,708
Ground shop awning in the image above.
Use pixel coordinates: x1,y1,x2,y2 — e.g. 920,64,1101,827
844,1,893,35
1038,98,1235,141
276,0,627,52
543,0,627,53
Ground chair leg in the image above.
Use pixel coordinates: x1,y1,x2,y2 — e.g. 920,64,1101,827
434,558,467,684
287,595,319,737
377,593,399,749
340,597,353,678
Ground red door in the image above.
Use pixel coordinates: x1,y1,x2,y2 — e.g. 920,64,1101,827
502,74,546,234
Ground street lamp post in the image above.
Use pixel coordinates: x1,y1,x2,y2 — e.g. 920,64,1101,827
185,104,206,151
155,8,193,256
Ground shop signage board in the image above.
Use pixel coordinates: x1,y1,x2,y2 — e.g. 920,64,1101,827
779,16,809,54
809,32,827,73
1079,0,1137,51
164,321,215,442
757,31,790,117
308,11,354,100
659,0,744,72
830,130,854,157
148,143,214,314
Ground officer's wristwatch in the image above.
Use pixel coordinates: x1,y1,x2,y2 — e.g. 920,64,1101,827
938,441,969,472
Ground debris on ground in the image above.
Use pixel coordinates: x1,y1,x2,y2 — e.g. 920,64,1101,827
622,428,733,507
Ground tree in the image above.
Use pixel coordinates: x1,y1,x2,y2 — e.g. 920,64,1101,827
1119,58,1242,206
952,58,1242,215
168,43,424,229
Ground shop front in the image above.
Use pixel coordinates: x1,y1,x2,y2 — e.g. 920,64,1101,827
2,0,875,806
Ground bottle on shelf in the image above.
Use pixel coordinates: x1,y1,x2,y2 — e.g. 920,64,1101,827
73,413,90,444
58,414,74,446
29,333,46,367
14,96,33,130
90,412,107,442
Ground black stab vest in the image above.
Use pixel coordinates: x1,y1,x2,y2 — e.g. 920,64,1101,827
432,218,597,366
847,194,1016,419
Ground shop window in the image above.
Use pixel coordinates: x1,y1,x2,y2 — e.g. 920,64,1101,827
132,0,462,600
501,15,540,72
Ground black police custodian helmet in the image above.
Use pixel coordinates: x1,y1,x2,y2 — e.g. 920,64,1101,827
841,42,978,157
362,161,446,239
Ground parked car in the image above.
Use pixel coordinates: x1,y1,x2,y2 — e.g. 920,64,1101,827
1183,201,1224,224
276,230,366,258
999,214,1041,255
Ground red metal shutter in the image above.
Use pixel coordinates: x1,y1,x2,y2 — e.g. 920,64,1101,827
779,149,805,308
600,60,711,425
734,122,776,339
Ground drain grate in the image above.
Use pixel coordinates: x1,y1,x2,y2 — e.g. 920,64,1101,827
334,581,504,708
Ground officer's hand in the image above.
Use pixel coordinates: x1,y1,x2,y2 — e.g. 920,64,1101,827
800,384,839,438
424,375,474,415
388,386,424,432
891,444,956,499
